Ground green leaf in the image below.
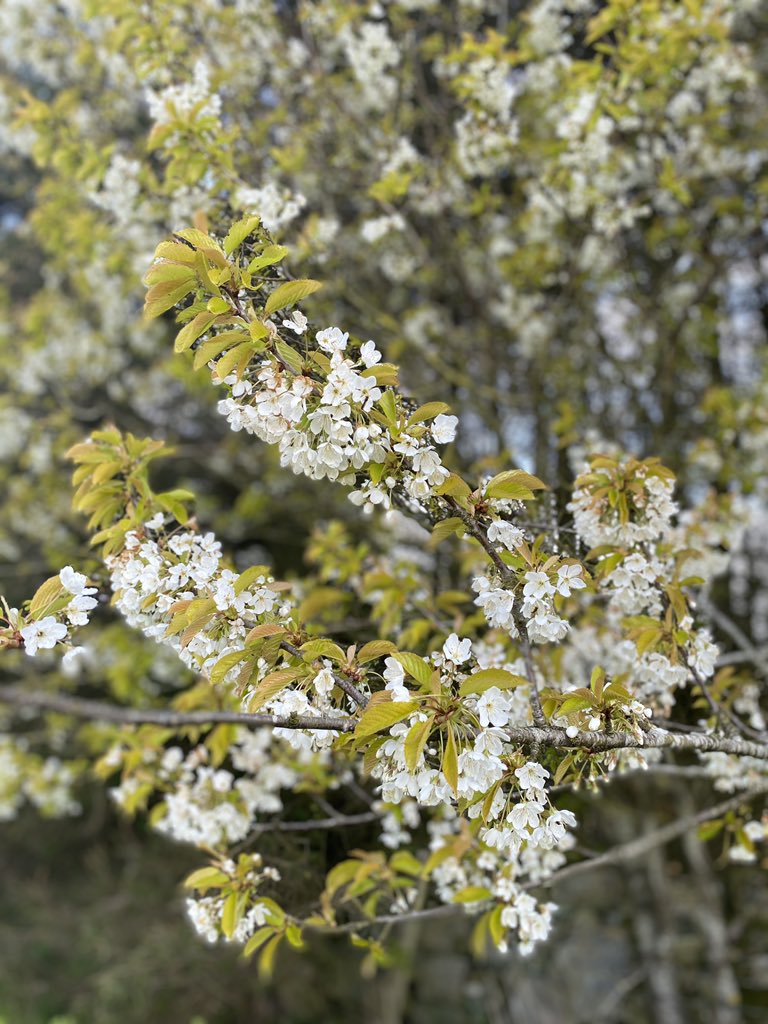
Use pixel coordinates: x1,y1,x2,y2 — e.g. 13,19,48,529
362,363,398,386
257,933,284,979
264,279,322,316
377,390,398,426
485,470,548,501
192,331,251,370
144,277,197,320
453,886,492,903
209,649,253,686
221,891,239,940
175,228,224,253
407,402,450,427
248,668,303,711
153,241,198,265
404,715,433,771
211,343,254,381
442,726,459,797
274,339,303,374
389,850,423,877
357,640,397,664
559,694,598,715
243,925,277,959
223,215,261,254
28,576,66,618
393,652,433,687
206,296,231,315
488,905,505,948
248,244,289,272
174,311,216,353
429,517,465,548
234,565,272,594
183,867,230,891
249,320,270,341
434,474,472,500
355,701,417,738
697,818,725,841
285,923,305,949
300,639,346,663
459,669,526,696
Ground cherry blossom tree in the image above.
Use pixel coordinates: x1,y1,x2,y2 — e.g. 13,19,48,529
2,0,768,1017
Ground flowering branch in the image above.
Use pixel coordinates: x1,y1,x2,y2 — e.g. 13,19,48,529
4,685,768,762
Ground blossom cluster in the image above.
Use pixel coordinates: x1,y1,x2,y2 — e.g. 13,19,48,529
107,517,292,684
569,464,678,549
214,326,457,512
0,735,81,822
472,557,585,645
110,730,297,849
370,632,578,952
0,565,98,665
185,853,280,946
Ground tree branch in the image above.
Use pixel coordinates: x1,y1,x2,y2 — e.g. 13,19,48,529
4,687,768,761
0,686,355,733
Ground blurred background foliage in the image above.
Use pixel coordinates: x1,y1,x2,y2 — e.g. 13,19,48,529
3,0,768,1020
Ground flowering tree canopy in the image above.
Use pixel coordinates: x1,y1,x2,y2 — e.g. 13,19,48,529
2,0,768,1011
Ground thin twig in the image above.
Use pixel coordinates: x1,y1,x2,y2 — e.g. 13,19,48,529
279,640,368,708
532,784,768,890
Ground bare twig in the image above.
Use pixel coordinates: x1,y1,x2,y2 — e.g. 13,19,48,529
532,785,768,890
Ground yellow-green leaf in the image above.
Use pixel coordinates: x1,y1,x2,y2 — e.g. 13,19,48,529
29,576,66,618
223,215,261,254
485,470,548,501
248,244,289,272
407,402,450,427
392,652,433,687
404,715,433,772
459,669,526,696
355,701,417,738
442,726,459,797
264,279,322,316
357,640,397,664
184,867,230,891
174,311,216,353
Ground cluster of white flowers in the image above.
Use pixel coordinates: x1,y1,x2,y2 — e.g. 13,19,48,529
371,635,579,922
340,19,400,112
16,565,97,663
185,854,280,945
0,736,81,821
115,733,297,849
359,213,406,244
144,59,221,129
435,46,521,178
107,518,292,685
426,803,574,955
728,818,768,863
570,471,678,548
235,182,307,234
472,558,585,646
105,520,288,671
214,327,457,512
